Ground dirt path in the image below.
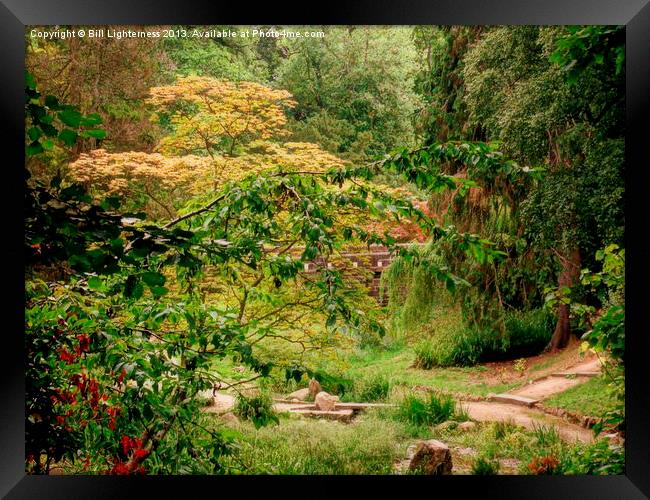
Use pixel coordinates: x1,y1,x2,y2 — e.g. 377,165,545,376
508,357,603,400
458,355,604,443
461,401,594,443
201,393,236,414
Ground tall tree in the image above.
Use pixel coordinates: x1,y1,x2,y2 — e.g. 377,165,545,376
461,26,624,349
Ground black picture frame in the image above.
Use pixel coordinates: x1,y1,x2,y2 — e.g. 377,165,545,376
3,1,649,498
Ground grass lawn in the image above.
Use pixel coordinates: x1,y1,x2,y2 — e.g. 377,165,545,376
218,413,410,474
544,376,619,418
315,345,518,399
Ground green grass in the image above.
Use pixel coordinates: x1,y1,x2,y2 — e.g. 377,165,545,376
213,411,620,475
219,414,410,474
472,456,501,475
322,345,516,398
396,392,460,427
544,376,618,418
427,419,598,475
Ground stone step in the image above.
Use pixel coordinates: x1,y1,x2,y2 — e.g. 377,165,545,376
488,393,539,407
549,371,600,378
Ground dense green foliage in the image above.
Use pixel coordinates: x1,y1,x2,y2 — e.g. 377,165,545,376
234,393,279,429
383,25,624,358
278,27,422,161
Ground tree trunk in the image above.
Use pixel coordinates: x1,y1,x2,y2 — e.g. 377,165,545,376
548,247,581,350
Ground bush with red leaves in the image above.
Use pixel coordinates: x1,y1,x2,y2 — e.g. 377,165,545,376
527,455,560,475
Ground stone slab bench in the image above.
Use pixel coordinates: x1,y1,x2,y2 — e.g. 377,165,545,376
488,393,539,407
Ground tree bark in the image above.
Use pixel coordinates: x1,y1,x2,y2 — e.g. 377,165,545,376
549,247,581,350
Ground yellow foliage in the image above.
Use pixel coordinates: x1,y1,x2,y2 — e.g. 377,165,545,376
67,141,349,217
69,149,212,196
147,76,296,156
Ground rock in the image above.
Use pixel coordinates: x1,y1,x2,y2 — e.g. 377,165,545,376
290,408,353,422
290,398,302,403
394,459,411,474
458,421,477,432
499,458,522,472
314,391,339,411
287,387,310,401
308,378,322,398
408,440,453,475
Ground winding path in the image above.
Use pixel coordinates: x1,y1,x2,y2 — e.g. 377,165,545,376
204,357,604,443
460,356,604,443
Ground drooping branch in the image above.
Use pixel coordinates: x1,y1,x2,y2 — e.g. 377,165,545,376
163,193,227,229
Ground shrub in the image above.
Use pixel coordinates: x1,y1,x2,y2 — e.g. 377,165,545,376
195,395,214,407
413,325,482,368
504,308,554,357
356,328,384,350
354,374,390,402
514,358,527,375
492,420,517,440
527,455,560,475
221,415,403,474
559,439,624,475
449,327,489,366
532,423,561,448
450,309,553,365
397,392,458,427
412,308,553,369
234,393,279,429
472,456,500,475
413,339,437,369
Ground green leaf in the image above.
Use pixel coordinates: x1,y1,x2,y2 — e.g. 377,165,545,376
27,127,42,141
44,95,60,110
25,72,36,89
40,123,58,137
79,129,107,140
100,196,121,210
58,108,82,128
124,275,143,299
142,271,166,287
80,113,103,126
149,286,169,297
58,129,78,146
26,141,44,156
87,276,104,290
142,403,154,421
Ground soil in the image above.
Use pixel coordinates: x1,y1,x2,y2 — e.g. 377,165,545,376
508,357,602,400
460,401,594,443
470,337,599,386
